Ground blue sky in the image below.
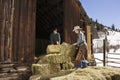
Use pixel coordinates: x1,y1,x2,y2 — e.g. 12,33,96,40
80,0,120,29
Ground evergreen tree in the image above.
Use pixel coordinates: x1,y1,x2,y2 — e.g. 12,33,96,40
111,24,115,30
95,19,98,24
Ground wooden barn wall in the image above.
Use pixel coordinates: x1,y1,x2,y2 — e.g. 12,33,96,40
0,0,36,63
64,0,89,43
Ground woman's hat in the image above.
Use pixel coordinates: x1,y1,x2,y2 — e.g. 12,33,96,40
73,26,82,31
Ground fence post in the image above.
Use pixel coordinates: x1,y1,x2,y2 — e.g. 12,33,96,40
103,39,106,66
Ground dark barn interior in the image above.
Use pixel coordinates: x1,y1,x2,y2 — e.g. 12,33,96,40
36,0,64,56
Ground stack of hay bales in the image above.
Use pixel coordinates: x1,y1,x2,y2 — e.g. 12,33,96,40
31,42,77,78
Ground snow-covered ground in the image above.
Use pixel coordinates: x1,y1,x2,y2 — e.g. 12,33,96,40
94,53,120,67
93,30,120,67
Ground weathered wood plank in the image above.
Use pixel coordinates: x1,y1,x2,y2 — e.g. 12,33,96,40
0,0,14,62
12,0,20,61
0,0,2,61
25,0,36,62
25,0,30,62
18,0,26,62
8,0,15,62
1,0,6,62
31,0,36,62
0,0,3,61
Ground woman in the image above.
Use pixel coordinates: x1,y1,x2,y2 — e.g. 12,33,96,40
73,26,88,68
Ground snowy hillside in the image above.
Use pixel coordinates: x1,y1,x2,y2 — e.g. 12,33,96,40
93,30,120,53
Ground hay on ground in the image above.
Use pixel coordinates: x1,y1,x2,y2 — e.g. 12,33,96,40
50,66,120,80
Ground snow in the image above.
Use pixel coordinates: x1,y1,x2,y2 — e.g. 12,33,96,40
115,49,120,53
93,30,120,67
94,53,120,67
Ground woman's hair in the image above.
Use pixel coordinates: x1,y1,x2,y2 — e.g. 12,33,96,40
77,29,81,32
53,27,58,31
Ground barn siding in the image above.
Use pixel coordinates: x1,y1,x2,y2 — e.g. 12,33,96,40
0,0,2,61
0,0,91,63
12,0,20,61
63,0,92,60
0,0,36,63
64,0,89,43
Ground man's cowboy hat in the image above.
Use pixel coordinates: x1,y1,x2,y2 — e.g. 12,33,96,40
73,26,82,31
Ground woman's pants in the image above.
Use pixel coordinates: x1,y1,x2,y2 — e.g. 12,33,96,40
74,44,87,68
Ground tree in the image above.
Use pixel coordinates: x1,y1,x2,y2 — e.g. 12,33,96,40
111,24,115,30
95,19,98,24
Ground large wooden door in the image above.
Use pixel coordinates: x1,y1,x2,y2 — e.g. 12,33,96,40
0,0,36,63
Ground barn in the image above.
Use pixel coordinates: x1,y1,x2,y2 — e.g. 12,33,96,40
0,0,92,64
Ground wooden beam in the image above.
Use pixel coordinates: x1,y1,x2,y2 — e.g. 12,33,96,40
86,25,92,60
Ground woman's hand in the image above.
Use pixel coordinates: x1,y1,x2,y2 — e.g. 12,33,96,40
56,41,60,45
73,43,77,46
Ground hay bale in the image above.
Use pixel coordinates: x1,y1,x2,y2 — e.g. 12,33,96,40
47,45,61,54
62,62,74,70
38,54,71,64
32,64,51,75
60,42,77,61
32,63,61,75
49,63,61,74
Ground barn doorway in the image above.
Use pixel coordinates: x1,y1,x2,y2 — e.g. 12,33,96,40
35,0,64,57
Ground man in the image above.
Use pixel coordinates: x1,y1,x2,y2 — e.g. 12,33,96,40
73,25,88,68
50,28,61,45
